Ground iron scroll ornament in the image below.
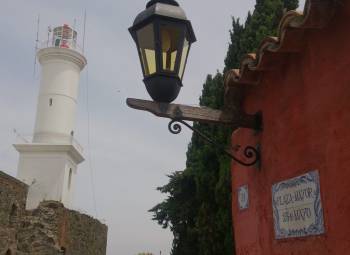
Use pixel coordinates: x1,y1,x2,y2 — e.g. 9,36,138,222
168,119,260,167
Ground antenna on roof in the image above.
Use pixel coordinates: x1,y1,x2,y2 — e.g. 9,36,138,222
13,129,29,143
47,26,52,48
73,18,77,31
82,10,87,54
33,14,40,78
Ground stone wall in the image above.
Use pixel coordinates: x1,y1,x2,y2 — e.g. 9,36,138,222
0,171,108,255
0,171,28,254
64,209,108,255
17,201,67,254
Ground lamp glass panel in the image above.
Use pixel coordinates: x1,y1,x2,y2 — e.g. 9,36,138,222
137,24,157,76
178,36,189,79
160,24,182,72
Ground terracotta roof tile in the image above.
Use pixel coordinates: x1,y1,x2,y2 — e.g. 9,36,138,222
225,0,340,89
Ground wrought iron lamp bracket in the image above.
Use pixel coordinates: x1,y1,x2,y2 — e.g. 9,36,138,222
126,98,262,168
168,118,260,167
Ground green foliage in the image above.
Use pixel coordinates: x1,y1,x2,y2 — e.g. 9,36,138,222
283,0,299,10
150,170,199,255
225,0,299,71
150,1,298,255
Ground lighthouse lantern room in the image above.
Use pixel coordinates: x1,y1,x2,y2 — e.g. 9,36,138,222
14,24,87,210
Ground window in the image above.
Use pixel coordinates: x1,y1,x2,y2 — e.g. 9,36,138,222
179,36,190,79
68,168,72,190
137,24,157,76
160,24,182,72
55,39,61,47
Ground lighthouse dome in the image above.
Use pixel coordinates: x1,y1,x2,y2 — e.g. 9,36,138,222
52,24,78,50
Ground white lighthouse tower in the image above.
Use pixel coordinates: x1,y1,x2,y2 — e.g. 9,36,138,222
14,24,87,210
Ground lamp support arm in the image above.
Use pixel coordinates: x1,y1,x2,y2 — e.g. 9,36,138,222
126,98,261,129
168,119,260,166
126,98,262,168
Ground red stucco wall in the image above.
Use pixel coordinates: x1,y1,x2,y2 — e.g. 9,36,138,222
231,6,350,255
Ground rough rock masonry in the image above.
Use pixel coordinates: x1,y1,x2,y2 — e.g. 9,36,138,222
0,171,107,255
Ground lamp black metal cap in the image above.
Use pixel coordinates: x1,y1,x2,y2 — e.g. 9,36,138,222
144,75,182,103
146,0,179,8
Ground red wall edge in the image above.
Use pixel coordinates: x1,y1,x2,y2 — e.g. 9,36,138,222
231,5,350,255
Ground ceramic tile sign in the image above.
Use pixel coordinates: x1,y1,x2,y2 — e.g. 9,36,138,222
272,171,325,239
238,185,249,211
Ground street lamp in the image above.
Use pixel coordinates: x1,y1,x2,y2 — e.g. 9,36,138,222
129,0,196,103
127,0,262,167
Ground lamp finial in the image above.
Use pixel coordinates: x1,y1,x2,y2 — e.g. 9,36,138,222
146,0,179,8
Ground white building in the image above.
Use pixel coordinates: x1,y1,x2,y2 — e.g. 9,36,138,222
14,24,87,210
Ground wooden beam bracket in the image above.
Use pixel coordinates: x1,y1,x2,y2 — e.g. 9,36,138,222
126,98,262,167
126,98,262,130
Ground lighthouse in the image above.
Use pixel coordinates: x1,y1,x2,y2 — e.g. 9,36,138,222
14,24,87,210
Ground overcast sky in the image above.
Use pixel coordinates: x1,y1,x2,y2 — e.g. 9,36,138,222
0,0,305,254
